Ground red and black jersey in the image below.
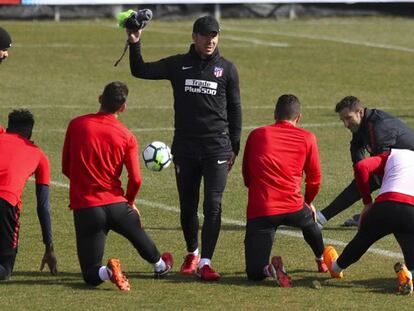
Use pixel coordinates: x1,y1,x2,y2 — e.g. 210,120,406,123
243,121,321,220
0,132,50,210
62,112,141,209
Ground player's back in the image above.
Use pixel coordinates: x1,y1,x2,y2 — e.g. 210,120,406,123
63,112,137,209
244,121,319,219
0,132,47,207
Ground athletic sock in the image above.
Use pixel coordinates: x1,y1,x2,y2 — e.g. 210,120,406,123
263,264,274,278
198,258,211,269
99,266,111,281
154,257,166,273
189,248,199,257
332,261,343,274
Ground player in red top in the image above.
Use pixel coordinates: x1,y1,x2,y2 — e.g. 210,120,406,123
0,109,57,281
62,81,173,291
324,149,414,294
243,94,327,286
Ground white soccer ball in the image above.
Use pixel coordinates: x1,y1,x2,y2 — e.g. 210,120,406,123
142,141,172,172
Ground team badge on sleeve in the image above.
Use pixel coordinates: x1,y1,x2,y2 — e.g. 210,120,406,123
213,66,224,78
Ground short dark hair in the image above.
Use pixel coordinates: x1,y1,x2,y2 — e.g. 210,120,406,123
7,109,34,139
100,81,128,113
275,94,301,121
335,96,364,113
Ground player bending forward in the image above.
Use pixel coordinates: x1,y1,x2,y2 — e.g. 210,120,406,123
62,81,173,291
324,149,414,295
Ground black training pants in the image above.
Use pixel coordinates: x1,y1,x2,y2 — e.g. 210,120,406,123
0,198,20,281
73,202,160,286
337,201,414,271
321,175,381,220
244,205,324,281
174,156,229,259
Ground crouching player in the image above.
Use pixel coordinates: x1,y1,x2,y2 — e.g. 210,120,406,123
243,95,327,287
324,149,414,295
62,81,173,291
0,110,57,280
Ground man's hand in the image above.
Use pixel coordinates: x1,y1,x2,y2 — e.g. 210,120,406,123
227,152,237,172
358,202,373,230
40,245,57,275
127,29,142,44
306,202,317,222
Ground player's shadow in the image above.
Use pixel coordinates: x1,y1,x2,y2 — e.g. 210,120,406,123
315,276,396,295
5,271,84,287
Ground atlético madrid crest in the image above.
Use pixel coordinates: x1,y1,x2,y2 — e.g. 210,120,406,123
213,66,224,78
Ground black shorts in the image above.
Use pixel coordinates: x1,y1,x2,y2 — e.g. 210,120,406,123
0,198,20,256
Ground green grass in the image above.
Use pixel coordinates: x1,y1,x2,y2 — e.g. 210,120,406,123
1,17,414,310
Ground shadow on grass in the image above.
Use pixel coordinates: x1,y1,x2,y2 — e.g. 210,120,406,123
8,271,115,290
314,276,397,295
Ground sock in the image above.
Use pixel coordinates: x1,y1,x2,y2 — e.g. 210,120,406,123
263,264,275,278
332,261,343,274
154,257,166,273
99,266,111,281
198,258,211,269
189,248,199,257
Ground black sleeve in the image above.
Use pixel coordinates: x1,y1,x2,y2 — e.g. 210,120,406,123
350,135,365,165
372,120,398,155
129,41,170,80
36,184,53,246
226,64,242,155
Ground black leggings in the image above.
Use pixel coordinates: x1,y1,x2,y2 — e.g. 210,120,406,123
174,156,229,259
244,205,324,281
321,175,381,220
337,201,414,271
74,202,160,286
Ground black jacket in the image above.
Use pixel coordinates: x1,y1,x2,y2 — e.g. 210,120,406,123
350,108,414,164
129,41,241,158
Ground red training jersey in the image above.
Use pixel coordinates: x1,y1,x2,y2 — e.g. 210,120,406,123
62,112,142,209
0,132,50,210
0,126,4,134
243,121,322,220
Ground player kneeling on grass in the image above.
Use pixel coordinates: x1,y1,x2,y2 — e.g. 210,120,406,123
62,81,173,291
242,95,328,287
0,109,57,280
324,149,414,295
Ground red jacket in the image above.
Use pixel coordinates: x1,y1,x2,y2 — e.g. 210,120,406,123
62,112,141,209
243,121,321,220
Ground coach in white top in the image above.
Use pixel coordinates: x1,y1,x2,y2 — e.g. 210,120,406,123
323,149,414,289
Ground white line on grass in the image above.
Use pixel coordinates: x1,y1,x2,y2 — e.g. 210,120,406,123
2,105,413,111
33,122,342,134
50,180,402,259
224,27,414,54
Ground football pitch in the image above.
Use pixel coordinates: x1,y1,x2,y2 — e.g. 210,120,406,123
1,16,414,310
